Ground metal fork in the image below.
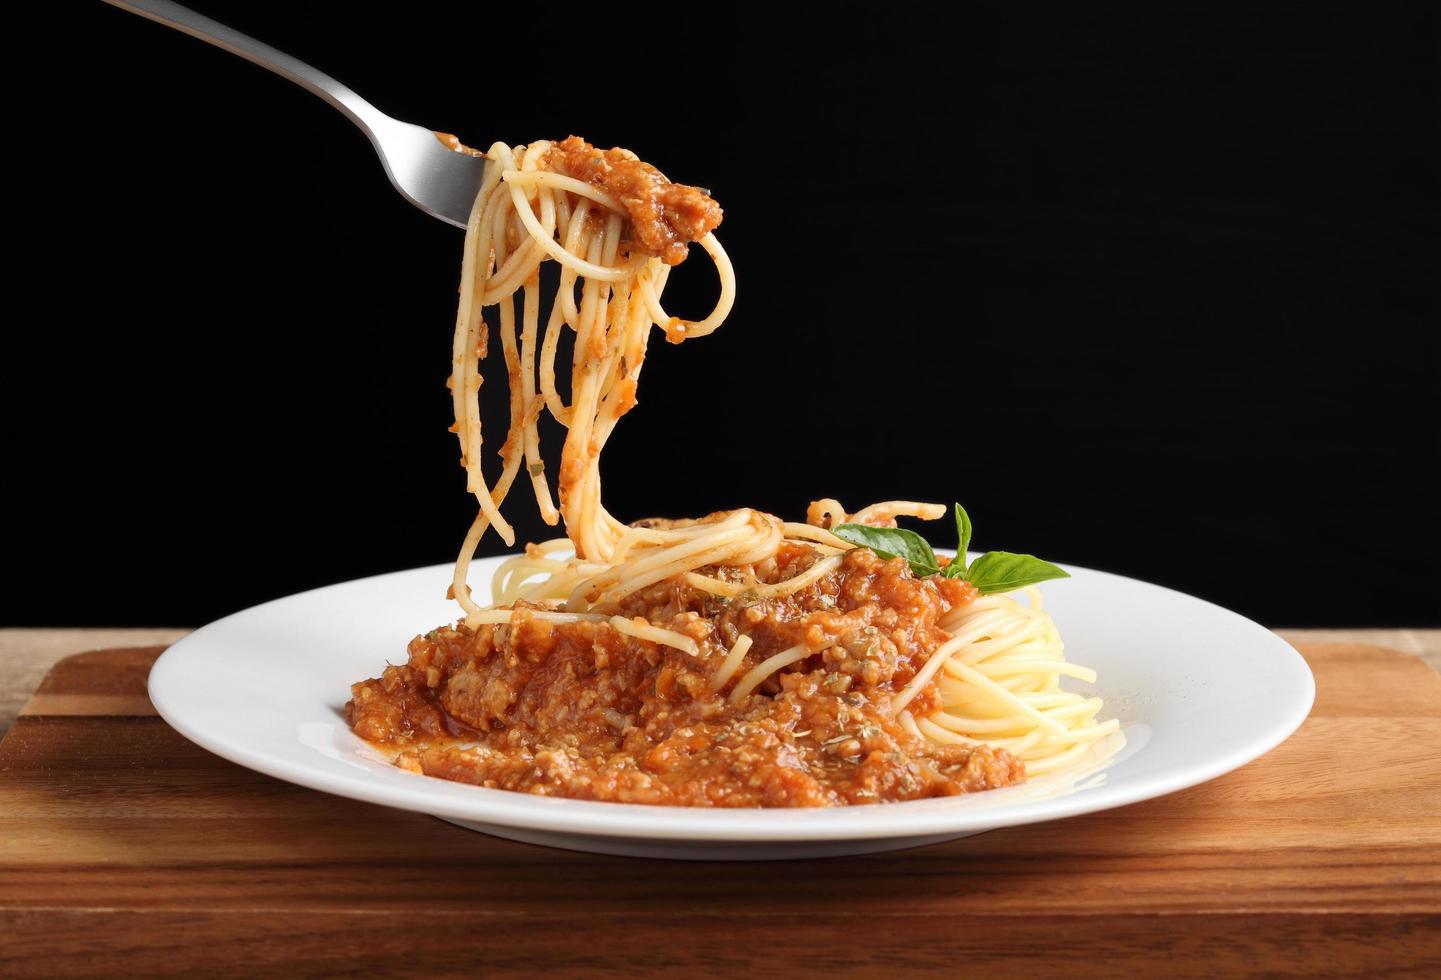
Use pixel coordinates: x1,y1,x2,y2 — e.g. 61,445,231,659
102,0,486,228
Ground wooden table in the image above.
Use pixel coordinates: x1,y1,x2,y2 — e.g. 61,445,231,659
2,632,1439,976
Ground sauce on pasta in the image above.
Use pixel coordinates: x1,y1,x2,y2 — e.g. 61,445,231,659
345,137,1118,806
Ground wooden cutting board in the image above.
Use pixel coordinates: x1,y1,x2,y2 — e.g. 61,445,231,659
1,644,1438,977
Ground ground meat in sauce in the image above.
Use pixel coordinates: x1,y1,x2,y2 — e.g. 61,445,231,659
347,546,1022,807
547,135,722,265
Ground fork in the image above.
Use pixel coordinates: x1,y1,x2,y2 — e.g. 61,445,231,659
102,0,487,228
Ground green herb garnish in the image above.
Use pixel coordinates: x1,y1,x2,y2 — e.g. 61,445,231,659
941,502,973,579
834,502,1069,595
828,524,938,578
963,549,1069,593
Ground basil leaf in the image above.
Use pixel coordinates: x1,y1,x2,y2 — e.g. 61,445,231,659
952,502,973,576
964,551,1070,594
833,523,940,577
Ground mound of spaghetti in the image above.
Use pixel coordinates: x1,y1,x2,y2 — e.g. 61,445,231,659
346,137,1118,806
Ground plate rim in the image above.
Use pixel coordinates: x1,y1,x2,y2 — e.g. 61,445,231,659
147,558,1315,842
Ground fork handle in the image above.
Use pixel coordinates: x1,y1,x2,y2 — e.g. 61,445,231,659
101,0,390,138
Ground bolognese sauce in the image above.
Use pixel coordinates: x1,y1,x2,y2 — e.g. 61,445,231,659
347,545,1023,807
547,135,723,265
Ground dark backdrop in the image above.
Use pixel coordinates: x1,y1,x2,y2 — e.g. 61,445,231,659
9,2,1437,626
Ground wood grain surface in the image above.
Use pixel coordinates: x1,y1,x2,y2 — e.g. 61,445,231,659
1,644,1438,977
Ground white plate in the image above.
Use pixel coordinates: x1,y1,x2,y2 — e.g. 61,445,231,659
148,558,1313,860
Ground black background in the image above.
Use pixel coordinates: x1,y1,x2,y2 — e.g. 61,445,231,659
9,2,1436,627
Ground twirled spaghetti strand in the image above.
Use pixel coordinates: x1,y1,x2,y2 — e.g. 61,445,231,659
443,139,1116,780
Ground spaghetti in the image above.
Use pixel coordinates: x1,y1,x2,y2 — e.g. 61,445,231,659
345,137,1119,806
